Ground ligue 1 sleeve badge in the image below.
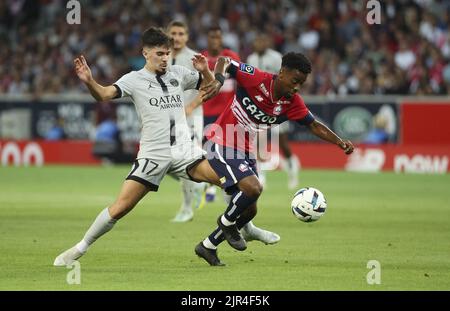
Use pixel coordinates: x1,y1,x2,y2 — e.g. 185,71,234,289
239,63,255,75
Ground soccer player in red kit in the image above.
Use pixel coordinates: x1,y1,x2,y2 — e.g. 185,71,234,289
194,52,354,265
200,25,241,203
201,25,241,130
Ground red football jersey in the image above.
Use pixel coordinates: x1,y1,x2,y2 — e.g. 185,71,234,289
201,49,241,117
207,60,314,153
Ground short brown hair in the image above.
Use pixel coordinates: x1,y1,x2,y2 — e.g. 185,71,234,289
167,20,189,33
142,27,171,48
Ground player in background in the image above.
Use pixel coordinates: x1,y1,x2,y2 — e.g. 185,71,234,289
167,21,206,222
247,33,300,189
201,25,241,203
195,53,354,265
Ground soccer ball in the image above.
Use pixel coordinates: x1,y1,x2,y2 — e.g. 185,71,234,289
291,187,327,222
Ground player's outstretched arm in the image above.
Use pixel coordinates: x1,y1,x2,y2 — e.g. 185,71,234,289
200,56,231,102
214,56,231,77
74,55,118,102
192,54,214,84
307,119,354,154
184,55,224,115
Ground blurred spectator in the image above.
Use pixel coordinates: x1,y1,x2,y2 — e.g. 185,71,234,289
95,119,120,143
247,33,282,74
92,101,123,163
364,114,389,145
45,118,66,141
395,39,416,71
0,0,449,96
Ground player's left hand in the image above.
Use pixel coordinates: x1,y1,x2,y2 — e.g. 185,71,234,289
192,54,208,72
338,139,354,155
200,80,222,102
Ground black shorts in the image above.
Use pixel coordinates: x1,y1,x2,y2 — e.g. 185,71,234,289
203,115,219,144
205,141,258,193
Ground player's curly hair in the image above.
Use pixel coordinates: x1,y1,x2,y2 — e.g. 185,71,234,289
282,52,312,75
142,27,171,48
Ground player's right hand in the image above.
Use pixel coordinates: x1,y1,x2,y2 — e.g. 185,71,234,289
192,54,209,73
73,55,93,83
339,139,354,155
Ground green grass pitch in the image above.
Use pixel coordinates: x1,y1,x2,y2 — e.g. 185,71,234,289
0,165,449,290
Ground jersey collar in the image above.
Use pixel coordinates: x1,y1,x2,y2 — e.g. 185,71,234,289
142,67,168,78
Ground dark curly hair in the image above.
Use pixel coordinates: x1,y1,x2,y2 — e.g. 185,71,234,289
282,52,312,75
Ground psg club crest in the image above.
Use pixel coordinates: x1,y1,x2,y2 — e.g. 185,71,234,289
170,79,179,87
273,105,282,115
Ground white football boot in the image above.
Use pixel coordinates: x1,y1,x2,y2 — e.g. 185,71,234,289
53,246,84,266
241,223,281,245
171,208,194,223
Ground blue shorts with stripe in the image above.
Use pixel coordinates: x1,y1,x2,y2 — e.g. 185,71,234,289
205,142,258,193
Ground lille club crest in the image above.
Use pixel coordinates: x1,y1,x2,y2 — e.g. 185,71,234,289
239,163,248,172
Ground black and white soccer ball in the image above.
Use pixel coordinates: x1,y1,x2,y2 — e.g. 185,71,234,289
291,187,327,222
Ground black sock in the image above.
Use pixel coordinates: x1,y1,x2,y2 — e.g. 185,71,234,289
223,191,257,223
206,205,257,247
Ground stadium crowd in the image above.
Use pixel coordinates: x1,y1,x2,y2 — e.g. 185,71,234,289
1,0,450,96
